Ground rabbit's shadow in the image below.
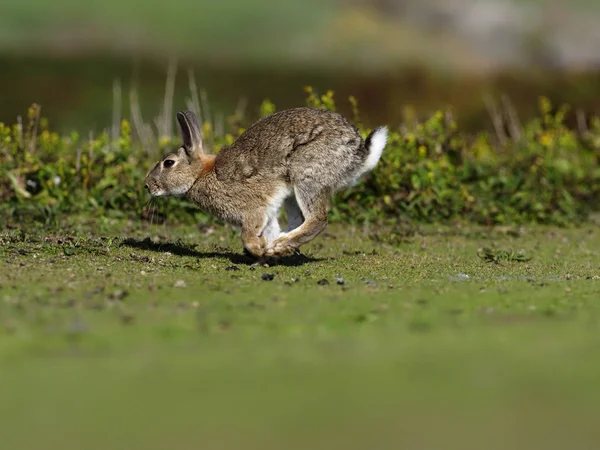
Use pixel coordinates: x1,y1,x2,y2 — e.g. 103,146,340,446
121,237,323,267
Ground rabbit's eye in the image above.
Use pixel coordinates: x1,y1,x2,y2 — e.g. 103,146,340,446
163,159,176,168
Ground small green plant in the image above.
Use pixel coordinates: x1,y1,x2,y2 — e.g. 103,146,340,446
1,90,599,227
259,99,276,118
477,247,533,264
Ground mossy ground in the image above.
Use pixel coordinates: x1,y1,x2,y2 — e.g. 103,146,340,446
1,217,600,449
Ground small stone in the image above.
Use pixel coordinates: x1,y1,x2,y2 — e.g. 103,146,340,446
174,280,187,288
261,273,275,281
336,277,345,285
120,313,135,325
109,290,129,301
448,273,469,282
565,274,574,280
317,279,329,286
225,265,240,271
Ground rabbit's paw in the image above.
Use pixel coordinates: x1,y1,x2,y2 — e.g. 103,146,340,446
243,240,266,259
265,238,297,257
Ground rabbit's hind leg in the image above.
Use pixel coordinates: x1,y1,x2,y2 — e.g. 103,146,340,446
265,187,329,257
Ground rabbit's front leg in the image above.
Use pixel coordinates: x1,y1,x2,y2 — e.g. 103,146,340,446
241,214,267,259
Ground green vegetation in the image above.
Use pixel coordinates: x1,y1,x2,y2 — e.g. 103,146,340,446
2,85,600,450
2,90,600,228
1,218,600,449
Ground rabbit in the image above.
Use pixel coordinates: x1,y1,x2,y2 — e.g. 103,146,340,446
144,107,388,262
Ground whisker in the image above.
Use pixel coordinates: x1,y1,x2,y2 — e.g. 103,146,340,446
145,197,154,227
142,198,151,224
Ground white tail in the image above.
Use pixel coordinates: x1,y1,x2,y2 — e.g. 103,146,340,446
363,126,388,173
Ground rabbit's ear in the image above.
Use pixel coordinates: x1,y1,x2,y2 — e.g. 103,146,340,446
176,111,203,158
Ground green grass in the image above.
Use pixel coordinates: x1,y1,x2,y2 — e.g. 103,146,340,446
1,217,600,449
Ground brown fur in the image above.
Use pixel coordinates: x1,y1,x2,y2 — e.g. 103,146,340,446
198,154,216,177
144,108,387,261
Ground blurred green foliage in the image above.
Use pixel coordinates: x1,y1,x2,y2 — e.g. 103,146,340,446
336,94,600,225
0,0,335,66
1,91,599,227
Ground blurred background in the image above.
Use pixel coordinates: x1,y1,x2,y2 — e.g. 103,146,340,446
2,0,600,132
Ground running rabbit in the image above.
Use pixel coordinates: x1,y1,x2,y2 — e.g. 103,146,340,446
145,107,387,262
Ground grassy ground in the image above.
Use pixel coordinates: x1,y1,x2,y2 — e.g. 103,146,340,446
1,216,600,449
